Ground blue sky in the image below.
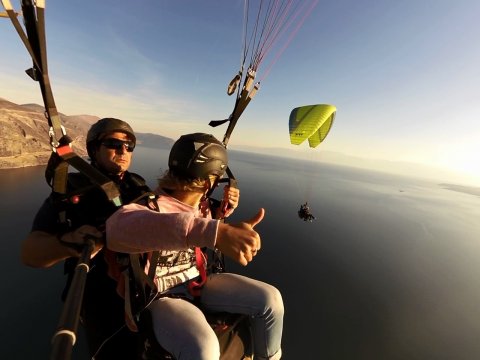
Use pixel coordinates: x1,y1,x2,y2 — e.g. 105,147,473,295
1,1,480,182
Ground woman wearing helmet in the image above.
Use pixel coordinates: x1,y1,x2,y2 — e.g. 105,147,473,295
106,133,284,360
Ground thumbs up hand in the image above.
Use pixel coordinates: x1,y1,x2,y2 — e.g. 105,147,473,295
216,208,265,266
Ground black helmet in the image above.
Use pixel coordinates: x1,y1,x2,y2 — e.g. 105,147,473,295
169,133,228,179
86,118,136,159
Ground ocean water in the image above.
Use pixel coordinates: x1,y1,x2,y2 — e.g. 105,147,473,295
1,147,480,359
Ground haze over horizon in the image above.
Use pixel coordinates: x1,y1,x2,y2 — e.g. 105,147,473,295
1,95,479,187
1,1,479,184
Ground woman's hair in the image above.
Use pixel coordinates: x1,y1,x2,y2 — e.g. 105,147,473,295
157,170,217,192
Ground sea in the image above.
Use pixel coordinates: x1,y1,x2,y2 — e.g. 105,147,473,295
1,146,480,360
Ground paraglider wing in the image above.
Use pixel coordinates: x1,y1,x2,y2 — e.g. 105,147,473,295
289,104,336,147
307,111,335,148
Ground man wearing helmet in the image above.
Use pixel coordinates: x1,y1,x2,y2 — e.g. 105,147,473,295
106,133,284,360
86,118,136,175
21,118,151,358
22,118,142,267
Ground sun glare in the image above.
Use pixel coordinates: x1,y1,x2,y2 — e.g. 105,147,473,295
437,144,480,183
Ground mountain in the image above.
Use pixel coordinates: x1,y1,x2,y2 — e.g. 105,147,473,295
136,132,174,150
0,98,174,169
0,98,91,168
2,98,477,188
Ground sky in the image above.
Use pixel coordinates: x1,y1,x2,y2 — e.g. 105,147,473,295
1,0,480,184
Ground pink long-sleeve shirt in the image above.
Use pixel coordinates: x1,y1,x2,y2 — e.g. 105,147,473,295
106,194,219,253
106,193,219,293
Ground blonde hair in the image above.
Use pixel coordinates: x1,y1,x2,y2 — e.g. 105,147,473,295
157,170,217,192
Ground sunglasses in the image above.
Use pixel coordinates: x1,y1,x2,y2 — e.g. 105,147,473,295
101,138,135,152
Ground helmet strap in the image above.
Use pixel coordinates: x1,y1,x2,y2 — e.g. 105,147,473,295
200,177,214,203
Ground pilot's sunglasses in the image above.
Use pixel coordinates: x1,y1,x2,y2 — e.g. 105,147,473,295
101,138,135,152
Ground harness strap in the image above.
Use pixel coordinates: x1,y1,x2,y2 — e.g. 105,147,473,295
47,144,122,206
123,252,160,332
148,252,159,282
121,193,160,330
3,1,122,209
187,247,208,297
123,267,138,332
21,0,64,142
2,1,39,66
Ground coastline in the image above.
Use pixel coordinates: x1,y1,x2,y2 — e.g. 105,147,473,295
0,151,51,170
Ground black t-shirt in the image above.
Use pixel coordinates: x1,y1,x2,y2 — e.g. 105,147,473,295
32,170,149,233
32,170,151,357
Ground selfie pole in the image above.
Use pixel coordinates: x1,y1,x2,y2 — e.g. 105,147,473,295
50,238,95,360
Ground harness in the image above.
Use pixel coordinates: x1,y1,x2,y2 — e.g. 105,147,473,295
109,193,221,333
58,172,150,302
104,193,251,360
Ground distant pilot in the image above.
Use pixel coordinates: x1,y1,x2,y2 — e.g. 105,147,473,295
298,202,315,222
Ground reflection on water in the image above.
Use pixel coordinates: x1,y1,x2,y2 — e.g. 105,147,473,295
2,148,480,359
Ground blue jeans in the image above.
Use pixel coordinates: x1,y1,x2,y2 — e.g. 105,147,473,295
149,272,284,360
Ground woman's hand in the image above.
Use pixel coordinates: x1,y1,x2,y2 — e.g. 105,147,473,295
220,185,240,218
216,208,264,266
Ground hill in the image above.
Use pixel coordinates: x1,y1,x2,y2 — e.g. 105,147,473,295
0,98,173,169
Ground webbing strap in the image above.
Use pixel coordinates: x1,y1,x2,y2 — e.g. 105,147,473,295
50,156,69,195
123,268,138,332
130,254,156,303
19,0,64,142
148,252,159,281
3,1,125,208
122,251,159,331
209,70,259,147
1,1,40,68
48,145,122,205
187,247,207,297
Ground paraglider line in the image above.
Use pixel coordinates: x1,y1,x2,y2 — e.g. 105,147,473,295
260,0,318,82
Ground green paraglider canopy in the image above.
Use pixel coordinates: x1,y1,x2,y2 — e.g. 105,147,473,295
289,104,336,148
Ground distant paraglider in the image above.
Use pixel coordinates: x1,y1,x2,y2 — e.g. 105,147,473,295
298,202,315,222
289,104,336,221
